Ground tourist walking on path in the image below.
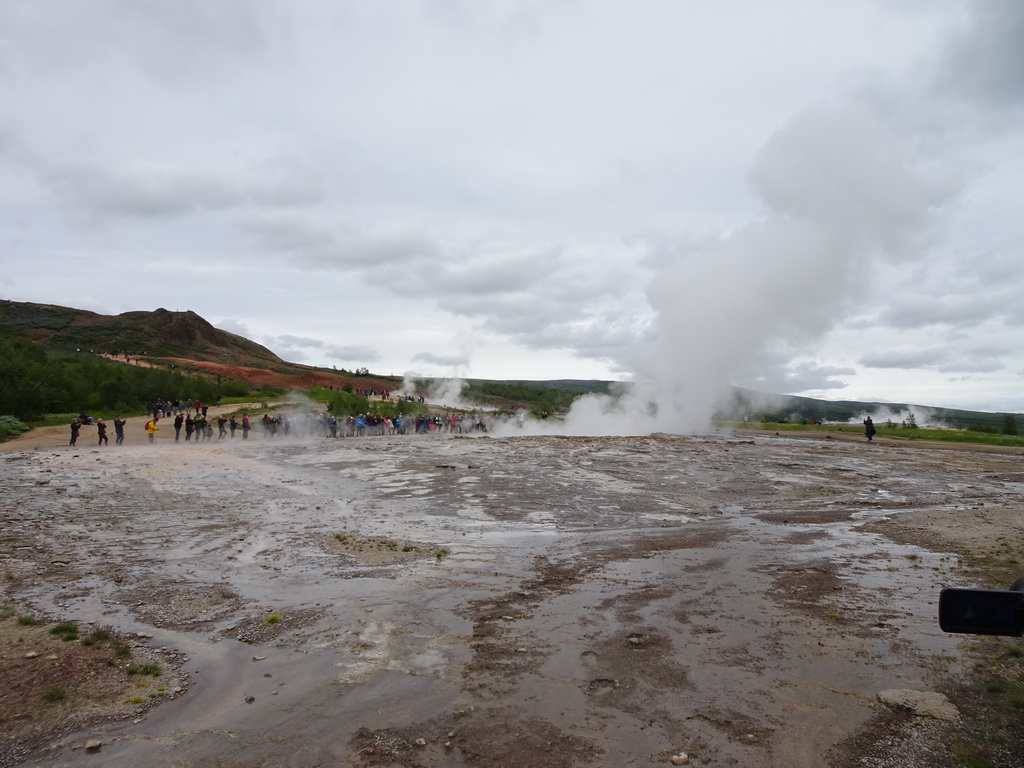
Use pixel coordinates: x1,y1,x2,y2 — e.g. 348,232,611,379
96,419,108,446
114,416,126,445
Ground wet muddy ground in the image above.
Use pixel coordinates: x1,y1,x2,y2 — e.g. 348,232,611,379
2,431,1023,767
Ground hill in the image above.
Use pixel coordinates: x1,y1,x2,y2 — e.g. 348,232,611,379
0,300,399,393
0,300,281,367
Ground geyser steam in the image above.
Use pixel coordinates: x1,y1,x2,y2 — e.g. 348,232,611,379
558,98,952,437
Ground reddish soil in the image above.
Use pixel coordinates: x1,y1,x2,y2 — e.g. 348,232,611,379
111,354,399,393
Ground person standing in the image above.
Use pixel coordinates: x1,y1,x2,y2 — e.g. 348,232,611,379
144,416,159,443
217,416,228,439
241,413,251,440
174,412,184,441
229,416,237,438
185,414,195,441
864,416,876,443
69,418,80,447
114,416,126,445
96,419,109,446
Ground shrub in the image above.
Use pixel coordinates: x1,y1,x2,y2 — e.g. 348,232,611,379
0,415,29,440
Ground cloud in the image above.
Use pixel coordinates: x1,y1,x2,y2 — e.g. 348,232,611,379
215,318,251,336
272,334,325,348
859,347,951,370
878,293,1004,329
749,362,854,394
412,351,470,367
249,215,439,270
33,155,326,222
859,344,1008,374
931,2,1024,109
326,345,381,363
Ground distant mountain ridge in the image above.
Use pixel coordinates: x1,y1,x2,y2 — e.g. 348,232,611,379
0,300,282,367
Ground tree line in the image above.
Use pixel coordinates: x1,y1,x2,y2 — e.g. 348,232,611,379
0,337,250,421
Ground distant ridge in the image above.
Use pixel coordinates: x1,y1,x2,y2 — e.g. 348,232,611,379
0,300,282,367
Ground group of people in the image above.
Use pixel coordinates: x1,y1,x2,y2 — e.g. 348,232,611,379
68,415,126,447
305,411,490,438
69,403,519,448
169,411,252,441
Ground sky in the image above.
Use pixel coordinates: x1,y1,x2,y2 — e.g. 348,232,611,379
2,0,1023,418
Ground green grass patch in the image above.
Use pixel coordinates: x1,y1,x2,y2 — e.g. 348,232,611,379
49,621,79,641
126,662,161,676
41,686,67,703
724,421,1024,448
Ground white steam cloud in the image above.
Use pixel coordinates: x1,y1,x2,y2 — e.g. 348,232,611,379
547,14,1000,437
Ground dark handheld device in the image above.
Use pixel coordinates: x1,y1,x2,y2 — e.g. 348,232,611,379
939,577,1024,637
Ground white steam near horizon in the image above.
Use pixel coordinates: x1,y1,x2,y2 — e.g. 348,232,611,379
534,97,954,437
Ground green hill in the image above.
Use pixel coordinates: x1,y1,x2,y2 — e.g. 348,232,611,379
0,300,282,367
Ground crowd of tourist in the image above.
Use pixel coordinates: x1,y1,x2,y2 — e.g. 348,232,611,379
68,405,522,447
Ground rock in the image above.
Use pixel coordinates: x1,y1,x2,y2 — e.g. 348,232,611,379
670,752,689,765
252,655,267,661
84,739,102,752
878,689,960,721
244,695,255,704
24,651,40,659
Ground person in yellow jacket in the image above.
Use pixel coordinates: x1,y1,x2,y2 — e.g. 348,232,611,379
144,416,159,443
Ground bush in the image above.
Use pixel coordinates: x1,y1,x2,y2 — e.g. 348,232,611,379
0,415,29,439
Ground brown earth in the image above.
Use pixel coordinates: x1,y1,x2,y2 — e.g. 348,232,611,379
1,427,1023,767
99,352,399,393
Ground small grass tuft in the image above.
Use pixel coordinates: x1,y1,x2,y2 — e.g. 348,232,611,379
41,686,67,703
126,662,161,676
49,621,79,641
264,611,282,625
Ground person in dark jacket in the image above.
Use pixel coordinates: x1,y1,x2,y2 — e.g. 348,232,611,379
864,416,876,442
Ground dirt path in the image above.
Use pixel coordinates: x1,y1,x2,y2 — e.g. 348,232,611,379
2,431,1023,767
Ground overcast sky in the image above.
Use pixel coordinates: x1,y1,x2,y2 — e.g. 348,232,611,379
2,1,1022,414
